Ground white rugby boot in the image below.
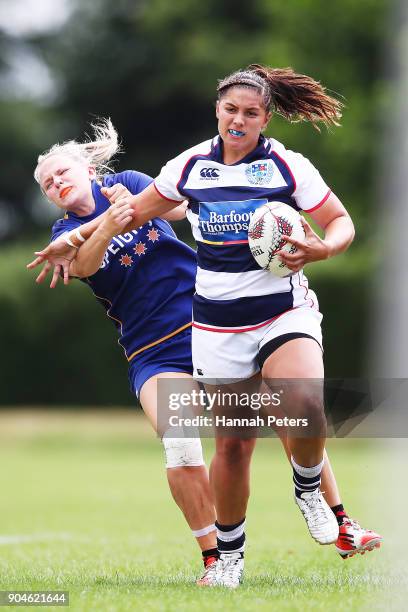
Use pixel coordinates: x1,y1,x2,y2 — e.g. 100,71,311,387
217,552,244,588
295,488,339,544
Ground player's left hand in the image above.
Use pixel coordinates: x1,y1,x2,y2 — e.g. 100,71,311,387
27,244,77,288
277,218,330,272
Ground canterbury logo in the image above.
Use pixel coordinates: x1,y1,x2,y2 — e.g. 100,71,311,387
200,168,220,178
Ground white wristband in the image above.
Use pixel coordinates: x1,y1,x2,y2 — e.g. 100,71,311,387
62,233,78,249
74,227,85,243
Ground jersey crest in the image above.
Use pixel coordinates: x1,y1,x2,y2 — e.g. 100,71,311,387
245,160,274,185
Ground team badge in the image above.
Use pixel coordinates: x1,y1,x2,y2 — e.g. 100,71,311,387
245,160,274,185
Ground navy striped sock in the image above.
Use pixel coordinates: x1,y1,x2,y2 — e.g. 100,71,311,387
216,517,246,555
291,456,324,499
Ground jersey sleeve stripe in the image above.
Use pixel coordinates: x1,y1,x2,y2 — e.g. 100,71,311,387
153,183,184,203
176,150,212,194
271,150,297,192
303,189,332,213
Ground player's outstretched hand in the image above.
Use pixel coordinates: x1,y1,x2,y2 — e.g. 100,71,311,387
277,218,330,272
30,259,69,288
28,238,77,264
27,240,78,288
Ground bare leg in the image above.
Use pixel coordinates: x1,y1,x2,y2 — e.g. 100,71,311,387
166,465,216,551
262,338,326,466
206,376,260,525
262,338,339,545
319,450,341,506
210,437,256,524
140,372,216,551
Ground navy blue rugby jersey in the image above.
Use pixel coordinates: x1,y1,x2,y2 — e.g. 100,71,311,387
51,171,195,362
155,136,331,331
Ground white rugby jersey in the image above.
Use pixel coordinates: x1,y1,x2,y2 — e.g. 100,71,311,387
155,135,331,331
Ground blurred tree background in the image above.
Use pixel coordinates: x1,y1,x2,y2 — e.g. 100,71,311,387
0,0,391,405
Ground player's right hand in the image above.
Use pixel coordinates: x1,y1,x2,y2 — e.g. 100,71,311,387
101,183,132,204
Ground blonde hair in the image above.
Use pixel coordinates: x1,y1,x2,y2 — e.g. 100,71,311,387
34,118,121,183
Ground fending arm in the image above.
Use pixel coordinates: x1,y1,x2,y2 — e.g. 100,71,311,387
160,201,188,221
27,182,180,285
102,183,183,231
70,187,185,276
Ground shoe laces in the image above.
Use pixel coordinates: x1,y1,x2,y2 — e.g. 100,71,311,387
342,518,363,531
302,490,330,526
221,554,242,582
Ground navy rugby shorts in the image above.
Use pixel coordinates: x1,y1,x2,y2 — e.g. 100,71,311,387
128,327,193,397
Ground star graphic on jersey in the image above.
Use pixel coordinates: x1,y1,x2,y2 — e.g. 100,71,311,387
147,227,160,243
120,254,133,267
134,241,147,256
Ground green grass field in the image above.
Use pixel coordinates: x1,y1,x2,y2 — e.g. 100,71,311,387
0,410,405,611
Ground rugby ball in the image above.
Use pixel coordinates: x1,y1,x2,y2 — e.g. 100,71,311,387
248,202,305,277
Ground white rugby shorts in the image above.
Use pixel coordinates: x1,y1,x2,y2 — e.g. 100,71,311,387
192,306,323,381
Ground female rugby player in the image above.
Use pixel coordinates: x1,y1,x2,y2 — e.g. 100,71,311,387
31,120,219,581
29,107,381,587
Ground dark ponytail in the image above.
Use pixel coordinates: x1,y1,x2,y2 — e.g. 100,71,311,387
217,65,343,129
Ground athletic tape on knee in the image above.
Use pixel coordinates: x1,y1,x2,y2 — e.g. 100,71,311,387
162,426,204,468
191,523,216,538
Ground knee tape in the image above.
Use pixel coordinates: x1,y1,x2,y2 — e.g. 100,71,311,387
162,427,204,468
